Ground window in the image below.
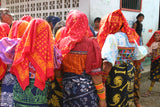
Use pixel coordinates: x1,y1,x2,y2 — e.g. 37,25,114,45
120,0,142,12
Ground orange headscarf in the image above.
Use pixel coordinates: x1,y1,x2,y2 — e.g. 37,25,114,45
54,27,66,45
97,9,140,49
8,20,29,39
57,10,93,57
0,23,10,80
11,18,54,91
146,30,160,47
21,15,33,22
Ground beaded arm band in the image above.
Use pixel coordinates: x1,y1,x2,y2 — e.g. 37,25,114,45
95,83,106,100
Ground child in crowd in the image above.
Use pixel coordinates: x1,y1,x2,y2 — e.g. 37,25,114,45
143,31,160,97
94,17,101,36
133,13,144,71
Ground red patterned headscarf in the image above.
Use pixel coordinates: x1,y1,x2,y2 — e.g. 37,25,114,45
97,9,140,49
8,20,29,39
57,10,93,57
21,15,33,22
0,23,10,36
146,30,160,47
11,18,54,91
0,23,10,80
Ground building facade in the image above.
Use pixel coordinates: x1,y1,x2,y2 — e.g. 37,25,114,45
1,0,90,21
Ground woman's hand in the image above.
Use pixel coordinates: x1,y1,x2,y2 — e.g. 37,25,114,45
99,100,107,107
133,57,146,66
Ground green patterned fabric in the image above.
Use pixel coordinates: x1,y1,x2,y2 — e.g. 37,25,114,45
13,79,49,107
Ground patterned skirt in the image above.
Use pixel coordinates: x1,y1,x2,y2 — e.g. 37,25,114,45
63,72,99,107
13,79,49,107
47,78,63,107
105,62,135,107
150,58,160,82
1,72,16,107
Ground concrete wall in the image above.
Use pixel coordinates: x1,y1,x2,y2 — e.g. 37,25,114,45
89,0,120,24
89,0,159,45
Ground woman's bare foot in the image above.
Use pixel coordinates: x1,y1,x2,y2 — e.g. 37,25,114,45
142,91,151,97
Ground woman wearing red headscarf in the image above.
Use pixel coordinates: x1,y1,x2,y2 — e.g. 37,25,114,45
21,15,33,22
98,9,147,107
57,10,106,107
143,31,160,97
0,20,28,107
8,18,62,106
0,22,10,106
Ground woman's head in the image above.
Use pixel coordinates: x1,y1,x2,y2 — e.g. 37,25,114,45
21,15,33,22
154,32,160,42
94,17,101,28
52,17,61,29
8,20,29,39
53,20,65,36
0,23,10,38
146,30,160,47
46,16,55,30
136,13,144,23
66,10,92,37
0,9,13,26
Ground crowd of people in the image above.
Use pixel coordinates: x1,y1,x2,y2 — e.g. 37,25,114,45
0,7,158,107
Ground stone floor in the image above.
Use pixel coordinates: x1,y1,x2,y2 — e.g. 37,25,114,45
139,65,160,107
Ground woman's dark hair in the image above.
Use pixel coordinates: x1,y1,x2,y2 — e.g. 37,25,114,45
46,16,54,22
94,17,101,23
136,13,144,19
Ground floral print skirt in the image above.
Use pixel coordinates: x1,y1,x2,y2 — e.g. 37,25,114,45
63,72,99,107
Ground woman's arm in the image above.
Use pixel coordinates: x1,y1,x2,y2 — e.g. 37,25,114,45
102,62,112,83
91,74,107,107
133,23,137,30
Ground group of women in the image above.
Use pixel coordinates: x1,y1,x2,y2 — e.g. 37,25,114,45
0,9,149,107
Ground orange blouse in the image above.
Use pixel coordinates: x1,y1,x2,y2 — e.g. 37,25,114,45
61,36,102,75
62,51,87,75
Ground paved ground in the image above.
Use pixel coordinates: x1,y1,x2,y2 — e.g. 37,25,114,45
139,65,160,107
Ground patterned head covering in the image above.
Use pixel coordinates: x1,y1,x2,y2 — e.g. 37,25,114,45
0,23,10,36
97,9,140,49
57,10,93,57
146,30,160,47
21,15,33,22
8,20,29,39
0,23,10,80
11,18,54,91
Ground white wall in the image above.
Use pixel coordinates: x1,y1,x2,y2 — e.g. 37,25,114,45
141,0,159,44
79,0,90,19
89,0,120,24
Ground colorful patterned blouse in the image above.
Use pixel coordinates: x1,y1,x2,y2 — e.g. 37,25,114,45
102,32,147,66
